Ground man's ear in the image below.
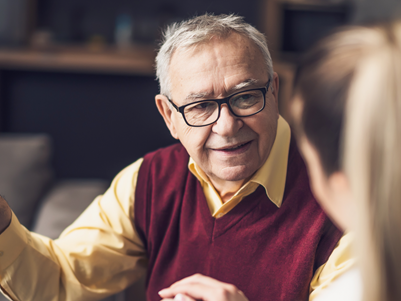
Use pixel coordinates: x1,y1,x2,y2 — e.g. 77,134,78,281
155,94,179,139
271,72,280,106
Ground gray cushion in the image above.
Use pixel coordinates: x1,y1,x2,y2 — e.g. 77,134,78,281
0,134,53,228
32,179,108,239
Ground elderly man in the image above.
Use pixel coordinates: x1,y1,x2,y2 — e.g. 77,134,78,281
0,14,351,301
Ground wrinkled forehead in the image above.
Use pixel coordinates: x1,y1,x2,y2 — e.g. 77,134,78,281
169,33,268,99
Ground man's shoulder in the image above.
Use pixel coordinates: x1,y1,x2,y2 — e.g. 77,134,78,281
139,143,190,180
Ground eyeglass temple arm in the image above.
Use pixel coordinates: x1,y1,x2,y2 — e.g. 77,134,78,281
166,97,180,112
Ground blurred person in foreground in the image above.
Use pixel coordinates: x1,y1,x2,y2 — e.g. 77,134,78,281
318,20,401,301
0,14,351,301
341,21,401,301
294,20,401,301
159,20,401,301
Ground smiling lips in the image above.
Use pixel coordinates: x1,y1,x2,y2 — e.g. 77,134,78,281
212,141,252,154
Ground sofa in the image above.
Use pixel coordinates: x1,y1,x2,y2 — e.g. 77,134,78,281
0,134,146,301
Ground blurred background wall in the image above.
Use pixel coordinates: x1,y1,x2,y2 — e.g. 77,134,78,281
0,0,399,182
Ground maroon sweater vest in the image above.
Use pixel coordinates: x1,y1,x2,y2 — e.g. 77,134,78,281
134,141,342,301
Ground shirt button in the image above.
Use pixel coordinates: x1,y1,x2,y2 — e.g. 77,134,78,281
0,251,4,256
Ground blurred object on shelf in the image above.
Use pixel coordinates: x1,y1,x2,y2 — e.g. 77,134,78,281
87,34,107,52
115,14,133,50
0,0,36,46
30,29,53,50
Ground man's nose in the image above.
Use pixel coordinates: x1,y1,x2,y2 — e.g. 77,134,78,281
212,104,243,136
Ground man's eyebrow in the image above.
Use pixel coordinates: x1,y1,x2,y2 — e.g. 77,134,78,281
183,78,260,102
184,91,210,102
231,79,259,92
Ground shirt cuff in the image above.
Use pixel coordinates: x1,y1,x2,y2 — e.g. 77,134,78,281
0,212,28,273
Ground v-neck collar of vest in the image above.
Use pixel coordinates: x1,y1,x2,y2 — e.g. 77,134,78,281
197,184,270,239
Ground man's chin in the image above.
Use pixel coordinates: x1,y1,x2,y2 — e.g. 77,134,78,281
212,165,256,183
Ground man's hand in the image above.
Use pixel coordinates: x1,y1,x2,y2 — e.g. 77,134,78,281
158,274,249,301
0,195,12,234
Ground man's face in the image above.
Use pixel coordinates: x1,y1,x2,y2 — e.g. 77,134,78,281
157,33,279,185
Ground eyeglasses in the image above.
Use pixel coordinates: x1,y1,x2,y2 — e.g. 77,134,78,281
166,80,271,127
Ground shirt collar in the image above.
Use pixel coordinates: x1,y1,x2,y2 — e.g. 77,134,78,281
188,115,291,208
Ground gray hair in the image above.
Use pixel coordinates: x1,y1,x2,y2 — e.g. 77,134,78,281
155,14,274,98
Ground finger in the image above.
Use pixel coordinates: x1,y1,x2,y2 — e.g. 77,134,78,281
170,273,230,289
160,293,196,301
159,275,204,297
159,282,223,301
174,293,196,301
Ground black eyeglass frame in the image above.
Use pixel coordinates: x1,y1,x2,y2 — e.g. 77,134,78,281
166,79,271,127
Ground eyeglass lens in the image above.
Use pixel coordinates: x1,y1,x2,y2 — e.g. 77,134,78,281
183,89,265,126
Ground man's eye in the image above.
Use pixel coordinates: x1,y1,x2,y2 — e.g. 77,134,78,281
232,93,258,106
189,102,215,111
239,94,253,100
194,102,212,109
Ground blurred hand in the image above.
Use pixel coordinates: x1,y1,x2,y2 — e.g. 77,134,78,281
0,195,12,234
158,274,249,301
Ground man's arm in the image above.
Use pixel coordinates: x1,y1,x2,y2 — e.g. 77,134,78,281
0,159,147,301
0,195,12,234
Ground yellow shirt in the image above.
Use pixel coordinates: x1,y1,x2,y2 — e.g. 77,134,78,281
0,116,354,301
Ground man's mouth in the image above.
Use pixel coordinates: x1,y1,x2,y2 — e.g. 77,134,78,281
213,141,252,152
